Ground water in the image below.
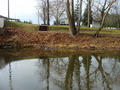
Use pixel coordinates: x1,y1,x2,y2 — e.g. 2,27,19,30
0,49,120,90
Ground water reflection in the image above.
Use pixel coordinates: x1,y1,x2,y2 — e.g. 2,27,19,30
9,62,13,90
0,49,120,90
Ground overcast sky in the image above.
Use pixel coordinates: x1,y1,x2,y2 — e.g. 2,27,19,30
0,0,38,24
0,0,86,25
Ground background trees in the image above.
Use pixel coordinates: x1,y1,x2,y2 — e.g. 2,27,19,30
104,14,120,28
50,0,66,26
36,0,118,36
113,0,120,29
36,0,47,25
36,0,65,25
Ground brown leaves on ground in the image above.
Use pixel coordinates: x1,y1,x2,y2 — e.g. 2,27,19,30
1,27,120,49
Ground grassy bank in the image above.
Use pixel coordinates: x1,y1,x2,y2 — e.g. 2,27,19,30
4,21,39,32
4,21,120,34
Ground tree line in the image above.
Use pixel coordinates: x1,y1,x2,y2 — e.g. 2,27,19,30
36,0,118,37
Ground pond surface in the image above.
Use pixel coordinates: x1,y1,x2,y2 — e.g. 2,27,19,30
0,49,120,90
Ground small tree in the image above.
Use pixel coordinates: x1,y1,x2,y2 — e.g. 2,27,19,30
93,0,117,37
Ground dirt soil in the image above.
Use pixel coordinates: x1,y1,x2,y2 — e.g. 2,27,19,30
0,27,120,49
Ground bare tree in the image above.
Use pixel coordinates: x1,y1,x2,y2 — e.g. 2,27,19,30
50,0,66,26
66,0,77,36
93,0,117,37
36,0,47,25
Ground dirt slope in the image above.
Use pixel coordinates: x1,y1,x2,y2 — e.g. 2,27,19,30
0,27,120,49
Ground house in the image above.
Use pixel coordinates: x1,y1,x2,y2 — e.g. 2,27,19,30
0,15,20,28
0,15,8,20
0,15,20,21
59,18,68,25
0,15,6,28
0,18,5,28
90,20,100,28
90,20,116,29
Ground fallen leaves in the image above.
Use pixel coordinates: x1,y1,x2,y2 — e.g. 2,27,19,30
0,27,120,49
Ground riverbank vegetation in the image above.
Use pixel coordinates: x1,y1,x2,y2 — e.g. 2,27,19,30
0,21,120,49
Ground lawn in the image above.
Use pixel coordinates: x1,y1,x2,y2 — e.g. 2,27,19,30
4,21,39,32
4,21,120,34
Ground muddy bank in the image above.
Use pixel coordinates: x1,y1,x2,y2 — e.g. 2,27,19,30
0,28,120,50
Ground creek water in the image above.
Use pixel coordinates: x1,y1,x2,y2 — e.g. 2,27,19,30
0,49,120,90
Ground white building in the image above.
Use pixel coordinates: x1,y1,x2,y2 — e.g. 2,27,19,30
0,15,20,28
90,20,100,28
59,18,68,25
0,18,5,28
0,15,7,28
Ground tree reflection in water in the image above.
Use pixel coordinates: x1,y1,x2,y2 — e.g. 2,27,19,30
37,54,120,90
9,62,13,90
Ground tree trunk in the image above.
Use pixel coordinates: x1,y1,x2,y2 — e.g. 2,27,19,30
94,26,103,38
47,0,49,25
66,0,77,36
77,0,83,35
56,19,59,26
43,8,46,25
65,55,76,90
87,0,90,27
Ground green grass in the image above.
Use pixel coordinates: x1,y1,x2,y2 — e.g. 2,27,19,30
5,21,120,34
5,21,39,32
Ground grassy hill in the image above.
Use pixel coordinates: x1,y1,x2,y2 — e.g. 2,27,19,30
4,21,39,32
4,21,120,34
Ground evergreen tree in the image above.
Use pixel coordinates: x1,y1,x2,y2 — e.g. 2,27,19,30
82,6,93,26
74,0,79,22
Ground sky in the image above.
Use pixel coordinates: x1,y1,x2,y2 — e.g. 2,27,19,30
0,0,38,24
0,0,86,25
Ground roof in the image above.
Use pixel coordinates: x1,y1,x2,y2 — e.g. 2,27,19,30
59,17,68,21
0,15,8,19
0,15,20,21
